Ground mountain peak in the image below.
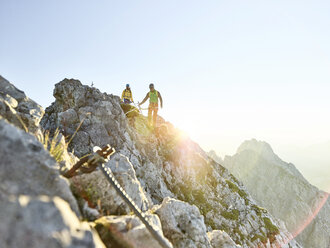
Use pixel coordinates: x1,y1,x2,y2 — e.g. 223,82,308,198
236,139,304,178
224,138,330,248
237,139,275,159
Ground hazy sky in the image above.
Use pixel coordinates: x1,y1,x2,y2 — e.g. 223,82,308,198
1,0,329,181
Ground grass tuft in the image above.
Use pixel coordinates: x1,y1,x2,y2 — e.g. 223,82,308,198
37,128,66,163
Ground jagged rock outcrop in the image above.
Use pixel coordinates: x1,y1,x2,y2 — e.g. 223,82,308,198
41,79,133,158
223,139,330,248
41,79,302,248
95,214,173,248
0,194,105,248
0,75,44,133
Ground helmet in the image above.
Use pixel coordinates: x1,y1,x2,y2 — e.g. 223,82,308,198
149,83,154,88
126,84,130,87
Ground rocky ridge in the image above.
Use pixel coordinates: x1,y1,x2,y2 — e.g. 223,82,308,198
41,78,301,247
0,75,302,248
223,139,330,248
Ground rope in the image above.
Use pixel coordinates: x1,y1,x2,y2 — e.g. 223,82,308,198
133,102,149,111
122,102,150,117
99,163,171,248
64,145,171,248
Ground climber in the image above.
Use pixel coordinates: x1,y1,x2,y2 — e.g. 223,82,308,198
121,84,134,104
139,83,163,128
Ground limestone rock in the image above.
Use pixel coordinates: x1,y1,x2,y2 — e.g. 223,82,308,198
154,197,211,248
207,230,240,248
41,79,173,207
0,118,80,215
82,200,101,221
41,78,128,158
70,153,150,216
0,75,44,133
0,194,105,248
95,214,173,248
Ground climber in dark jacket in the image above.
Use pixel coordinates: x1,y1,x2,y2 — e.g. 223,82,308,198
139,83,163,128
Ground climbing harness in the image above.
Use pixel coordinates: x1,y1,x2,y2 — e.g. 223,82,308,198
63,145,171,248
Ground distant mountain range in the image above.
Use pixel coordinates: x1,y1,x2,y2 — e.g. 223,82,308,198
277,141,330,192
218,139,330,248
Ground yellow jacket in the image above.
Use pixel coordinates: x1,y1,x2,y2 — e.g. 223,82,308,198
121,89,133,102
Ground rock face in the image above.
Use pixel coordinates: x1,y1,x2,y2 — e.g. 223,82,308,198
0,76,106,248
41,79,302,248
207,230,240,248
154,197,211,248
0,75,44,133
95,214,173,248
0,118,80,215
223,139,330,248
0,120,105,247
41,79,132,158
70,153,150,216
0,194,105,248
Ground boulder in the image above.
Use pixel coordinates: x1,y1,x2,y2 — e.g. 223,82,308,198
154,197,211,248
0,118,80,215
0,194,105,248
207,230,240,248
94,214,173,248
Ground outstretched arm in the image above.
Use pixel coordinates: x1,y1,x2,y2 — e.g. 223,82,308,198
158,92,163,108
139,93,149,105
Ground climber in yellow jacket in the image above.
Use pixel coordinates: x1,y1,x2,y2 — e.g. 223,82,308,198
139,83,163,128
121,84,133,104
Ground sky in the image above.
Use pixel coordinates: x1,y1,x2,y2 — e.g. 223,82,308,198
1,0,329,189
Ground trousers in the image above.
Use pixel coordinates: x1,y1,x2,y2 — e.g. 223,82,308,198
148,103,158,127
